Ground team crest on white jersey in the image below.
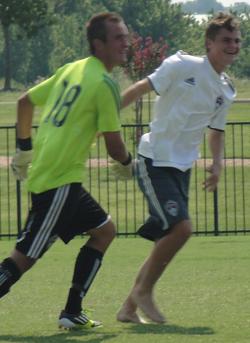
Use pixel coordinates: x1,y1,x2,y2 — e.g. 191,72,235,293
165,200,179,217
215,95,224,110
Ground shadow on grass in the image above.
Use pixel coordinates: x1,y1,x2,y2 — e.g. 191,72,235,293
0,330,118,343
0,324,215,342
124,323,215,335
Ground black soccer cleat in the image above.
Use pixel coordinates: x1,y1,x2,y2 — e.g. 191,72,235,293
58,310,102,330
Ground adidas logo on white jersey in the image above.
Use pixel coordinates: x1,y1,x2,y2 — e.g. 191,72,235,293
184,77,196,86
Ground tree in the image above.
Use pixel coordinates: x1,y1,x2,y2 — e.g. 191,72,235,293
119,0,199,55
49,14,85,71
0,0,49,90
49,0,101,69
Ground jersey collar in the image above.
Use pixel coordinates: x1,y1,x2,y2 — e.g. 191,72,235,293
90,56,109,73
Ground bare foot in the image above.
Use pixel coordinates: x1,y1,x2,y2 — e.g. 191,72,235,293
130,290,166,323
116,308,147,324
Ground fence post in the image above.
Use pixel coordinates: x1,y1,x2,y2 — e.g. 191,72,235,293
14,124,22,235
213,188,219,236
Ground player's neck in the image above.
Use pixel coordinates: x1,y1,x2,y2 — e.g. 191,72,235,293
207,55,225,74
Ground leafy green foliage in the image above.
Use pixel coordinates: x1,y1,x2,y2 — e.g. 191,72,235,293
230,12,250,78
120,0,200,55
0,0,51,89
0,0,48,35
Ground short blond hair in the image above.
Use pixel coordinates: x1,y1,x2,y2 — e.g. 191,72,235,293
205,12,240,41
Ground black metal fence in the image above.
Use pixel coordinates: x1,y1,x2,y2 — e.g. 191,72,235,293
0,122,250,238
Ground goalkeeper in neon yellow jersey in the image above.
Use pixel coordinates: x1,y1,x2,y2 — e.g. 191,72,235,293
1,12,133,330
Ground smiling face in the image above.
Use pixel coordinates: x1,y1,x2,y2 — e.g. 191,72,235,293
206,28,241,73
94,20,129,72
204,12,242,74
102,20,129,70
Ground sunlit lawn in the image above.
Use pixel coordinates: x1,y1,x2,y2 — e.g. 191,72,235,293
0,236,250,343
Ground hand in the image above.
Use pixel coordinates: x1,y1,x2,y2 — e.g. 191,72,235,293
110,159,136,181
203,163,222,192
11,149,32,181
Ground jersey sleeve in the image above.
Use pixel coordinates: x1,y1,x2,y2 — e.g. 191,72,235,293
28,74,56,106
27,64,69,106
96,76,121,132
148,52,184,95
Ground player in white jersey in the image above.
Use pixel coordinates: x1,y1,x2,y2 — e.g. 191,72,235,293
114,13,241,324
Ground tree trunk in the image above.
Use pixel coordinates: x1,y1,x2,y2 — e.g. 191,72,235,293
2,25,12,91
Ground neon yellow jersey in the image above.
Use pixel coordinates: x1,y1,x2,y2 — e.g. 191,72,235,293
27,57,121,193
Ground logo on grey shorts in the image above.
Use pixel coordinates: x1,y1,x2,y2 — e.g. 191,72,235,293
165,200,178,216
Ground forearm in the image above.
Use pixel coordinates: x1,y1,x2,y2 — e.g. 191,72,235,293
17,93,34,139
108,143,130,164
103,131,133,180
208,129,224,166
121,78,152,108
203,129,225,191
103,131,130,164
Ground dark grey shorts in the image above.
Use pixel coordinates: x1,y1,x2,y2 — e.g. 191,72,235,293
137,155,191,241
15,183,109,259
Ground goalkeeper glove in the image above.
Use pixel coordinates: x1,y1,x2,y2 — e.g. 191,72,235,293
111,153,135,181
11,138,32,181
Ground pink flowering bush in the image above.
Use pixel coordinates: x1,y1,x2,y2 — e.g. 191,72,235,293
123,33,168,144
124,33,168,81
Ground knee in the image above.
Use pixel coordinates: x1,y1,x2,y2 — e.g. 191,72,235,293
174,220,192,242
102,220,116,243
87,220,116,252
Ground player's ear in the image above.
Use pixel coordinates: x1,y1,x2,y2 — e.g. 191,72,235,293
93,38,105,54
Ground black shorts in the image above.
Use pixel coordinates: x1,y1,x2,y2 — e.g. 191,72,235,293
16,183,109,259
136,155,191,241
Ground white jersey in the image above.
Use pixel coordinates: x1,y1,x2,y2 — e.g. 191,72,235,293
138,50,236,171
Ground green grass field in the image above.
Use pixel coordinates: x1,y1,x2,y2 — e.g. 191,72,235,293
0,236,249,343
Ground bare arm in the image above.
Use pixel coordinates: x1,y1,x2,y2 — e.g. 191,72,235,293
121,78,153,108
16,93,34,139
102,131,130,164
203,128,224,192
209,129,224,166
